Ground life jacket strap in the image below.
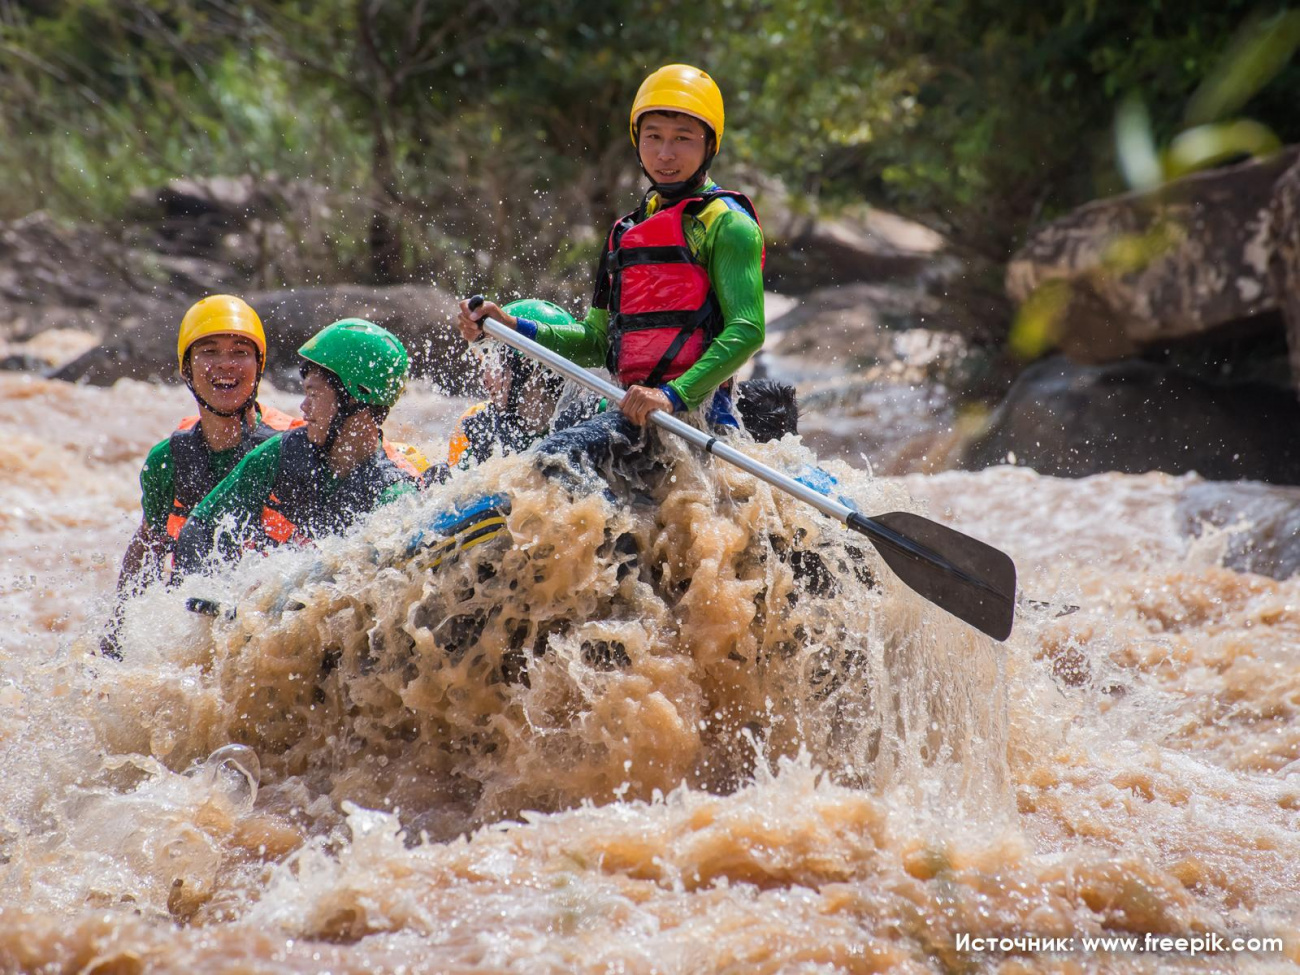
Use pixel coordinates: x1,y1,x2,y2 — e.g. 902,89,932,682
609,244,694,272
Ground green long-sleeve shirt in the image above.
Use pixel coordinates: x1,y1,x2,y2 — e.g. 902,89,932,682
536,180,765,411
189,435,415,529
139,416,275,534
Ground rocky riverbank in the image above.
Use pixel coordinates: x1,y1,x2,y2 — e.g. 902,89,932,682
5,152,1300,484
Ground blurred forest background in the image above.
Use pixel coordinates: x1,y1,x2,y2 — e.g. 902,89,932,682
2,0,1296,290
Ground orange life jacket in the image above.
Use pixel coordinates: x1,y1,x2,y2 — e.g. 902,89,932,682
447,402,490,467
260,428,419,544
165,404,303,540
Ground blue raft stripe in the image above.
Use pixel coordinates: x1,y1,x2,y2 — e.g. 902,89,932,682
407,493,512,557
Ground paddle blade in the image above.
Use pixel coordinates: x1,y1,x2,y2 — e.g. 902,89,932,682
848,511,1017,641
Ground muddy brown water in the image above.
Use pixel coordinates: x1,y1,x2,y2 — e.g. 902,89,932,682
1,374,1298,973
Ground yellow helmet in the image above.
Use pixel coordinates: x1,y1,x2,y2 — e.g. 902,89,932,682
176,295,267,372
629,64,725,149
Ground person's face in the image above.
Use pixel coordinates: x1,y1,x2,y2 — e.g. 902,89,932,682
483,357,512,411
515,375,556,432
637,112,708,185
300,368,340,446
187,334,258,413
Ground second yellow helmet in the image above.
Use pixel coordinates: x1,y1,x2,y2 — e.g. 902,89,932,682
629,64,725,149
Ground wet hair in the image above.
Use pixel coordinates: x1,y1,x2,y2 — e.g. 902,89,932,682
736,379,799,443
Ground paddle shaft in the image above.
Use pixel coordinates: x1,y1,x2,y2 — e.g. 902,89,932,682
180,307,1019,637
474,316,1003,601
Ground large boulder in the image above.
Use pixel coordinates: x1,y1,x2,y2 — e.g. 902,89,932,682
1178,480,1300,580
0,176,339,364
766,279,1011,369
49,284,470,393
1006,148,1300,363
960,356,1300,485
124,174,337,286
756,185,948,288
1271,157,1300,388
745,172,1010,342
0,212,192,347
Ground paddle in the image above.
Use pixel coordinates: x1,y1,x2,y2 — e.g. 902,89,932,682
465,296,1019,641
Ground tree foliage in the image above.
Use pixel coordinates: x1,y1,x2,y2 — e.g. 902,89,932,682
721,0,1299,252
0,0,1295,287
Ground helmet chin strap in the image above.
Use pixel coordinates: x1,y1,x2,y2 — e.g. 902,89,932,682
641,166,709,203
301,362,373,461
184,359,262,433
636,124,716,204
319,397,371,459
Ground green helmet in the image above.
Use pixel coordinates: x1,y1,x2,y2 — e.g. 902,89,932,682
298,318,409,407
503,298,574,330
498,300,572,397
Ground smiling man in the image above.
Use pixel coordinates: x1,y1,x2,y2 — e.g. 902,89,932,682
172,319,419,574
110,296,303,601
455,64,765,489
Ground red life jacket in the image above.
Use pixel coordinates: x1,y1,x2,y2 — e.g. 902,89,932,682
605,189,762,388
165,404,304,541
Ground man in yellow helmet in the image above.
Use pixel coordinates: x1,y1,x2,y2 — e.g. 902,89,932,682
457,64,765,489
104,295,303,655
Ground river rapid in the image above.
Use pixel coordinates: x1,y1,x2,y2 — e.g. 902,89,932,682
1,371,1298,974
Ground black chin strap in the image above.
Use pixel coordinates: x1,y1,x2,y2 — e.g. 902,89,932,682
321,397,371,459
634,122,716,204
640,167,710,204
183,362,262,442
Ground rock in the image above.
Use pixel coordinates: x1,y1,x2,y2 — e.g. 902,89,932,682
1178,480,1300,580
1270,156,1300,388
247,284,465,390
960,356,1300,485
742,172,1009,341
762,313,1014,473
1006,148,1300,363
0,328,101,372
125,174,336,287
0,353,48,372
758,195,948,288
0,212,186,345
47,283,472,393
767,280,1011,363
796,379,963,475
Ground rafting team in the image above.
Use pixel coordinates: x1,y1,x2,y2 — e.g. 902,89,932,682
104,64,795,657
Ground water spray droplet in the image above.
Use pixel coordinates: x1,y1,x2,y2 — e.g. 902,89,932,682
201,744,261,812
